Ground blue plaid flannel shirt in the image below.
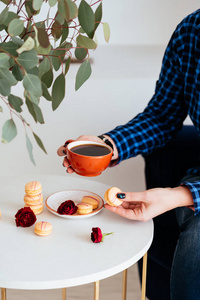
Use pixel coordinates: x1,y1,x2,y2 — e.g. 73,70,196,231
105,9,200,215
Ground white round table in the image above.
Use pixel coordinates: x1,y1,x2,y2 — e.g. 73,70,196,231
0,175,153,300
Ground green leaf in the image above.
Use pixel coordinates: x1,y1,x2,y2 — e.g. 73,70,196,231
42,82,52,101
41,68,53,88
58,0,78,22
26,133,36,165
103,22,110,43
33,132,47,153
60,20,69,44
2,119,17,143
3,12,19,27
16,36,35,54
78,0,95,39
52,48,65,71
0,78,10,96
23,73,42,97
0,53,10,68
39,57,51,78
37,27,50,48
0,105,2,112
25,97,44,123
0,68,17,86
75,60,91,91
0,41,19,57
12,64,24,81
8,19,24,37
52,73,65,110
0,7,8,25
65,56,71,75
8,94,23,113
76,34,97,49
94,2,102,31
48,0,57,7
34,43,51,55
33,0,43,11
75,47,87,60
27,66,39,76
51,20,62,40
24,90,39,105
17,50,39,70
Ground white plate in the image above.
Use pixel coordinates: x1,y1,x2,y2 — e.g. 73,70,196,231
45,190,104,219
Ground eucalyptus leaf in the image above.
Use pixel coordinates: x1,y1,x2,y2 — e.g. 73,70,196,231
75,60,91,91
0,41,19,57
0,53,10,68
26,133,36,165
0,7,8,25
94,2,102,31
76,34,97,49
8,19,24,37
33,132,47,153
23,73,42,97
24,90,39,105
75,47,87,60
25,97,37,122
41,68,53,88
65,56,71,75
39,57,51,78
0,68,17,86
58,0,78,21
42,82,52,101
2,119,17,143
8,94,23,113
51,20,62,40
17,50,39,70
0,105,2,112
27,66,39,76
33,0,43,11
103,22,110,43
60,20,69,44
52,73,65,111
25,97,44,123
37,27,50,48
49,0,57,7
16,36,35,54
0,78,10,96
12,64,24,81
78,0,95,39
34,43,51,55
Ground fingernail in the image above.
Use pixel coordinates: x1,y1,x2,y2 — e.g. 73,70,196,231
117,193,126,199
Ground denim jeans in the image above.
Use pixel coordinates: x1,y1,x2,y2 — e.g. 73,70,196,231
138,125,200,300
170,206,200,299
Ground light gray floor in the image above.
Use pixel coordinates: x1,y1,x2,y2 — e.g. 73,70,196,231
3,264,142,300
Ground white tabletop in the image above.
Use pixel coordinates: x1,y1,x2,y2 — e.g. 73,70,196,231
0,174,153,290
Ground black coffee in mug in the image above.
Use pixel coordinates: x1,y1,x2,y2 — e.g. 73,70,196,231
70,144,111,157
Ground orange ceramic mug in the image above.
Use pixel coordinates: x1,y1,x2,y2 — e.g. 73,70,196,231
65,140,113,177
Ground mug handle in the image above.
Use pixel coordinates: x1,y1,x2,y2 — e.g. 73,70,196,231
64,139,74,147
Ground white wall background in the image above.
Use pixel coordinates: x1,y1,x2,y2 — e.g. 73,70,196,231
0,1,199,191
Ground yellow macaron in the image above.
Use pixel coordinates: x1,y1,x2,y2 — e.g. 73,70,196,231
104,187,123,206
34,221,52,236
25,203,43,215
81,195,99,210
77,203,93,215
24,193,43,206
25,181,42,196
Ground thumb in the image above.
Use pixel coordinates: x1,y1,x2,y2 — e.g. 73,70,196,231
117,191,147,202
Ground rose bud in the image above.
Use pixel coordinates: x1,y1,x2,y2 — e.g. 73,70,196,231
57,200,78,215
15,207,37,227
91,227,114,243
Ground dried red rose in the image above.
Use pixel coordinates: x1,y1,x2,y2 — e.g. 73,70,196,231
91,227,114,243
15,207,37,227
57,200,78,215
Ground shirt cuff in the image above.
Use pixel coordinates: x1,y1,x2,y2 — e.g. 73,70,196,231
181,181,200,215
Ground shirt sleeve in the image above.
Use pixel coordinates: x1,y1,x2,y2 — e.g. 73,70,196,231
104,22,188,164
182,181,200,215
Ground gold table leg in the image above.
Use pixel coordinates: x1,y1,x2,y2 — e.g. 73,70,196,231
141,252,148,300
122,269,127,300
62,288,66,300
94,281,100,300
1,288,6,300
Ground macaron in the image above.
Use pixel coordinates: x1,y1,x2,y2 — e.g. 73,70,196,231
24,193,43,206
34,221,52,236
81,195,99,210
104,187,123,206
77,203,93,215
25,181,42,196
25,203,43,215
